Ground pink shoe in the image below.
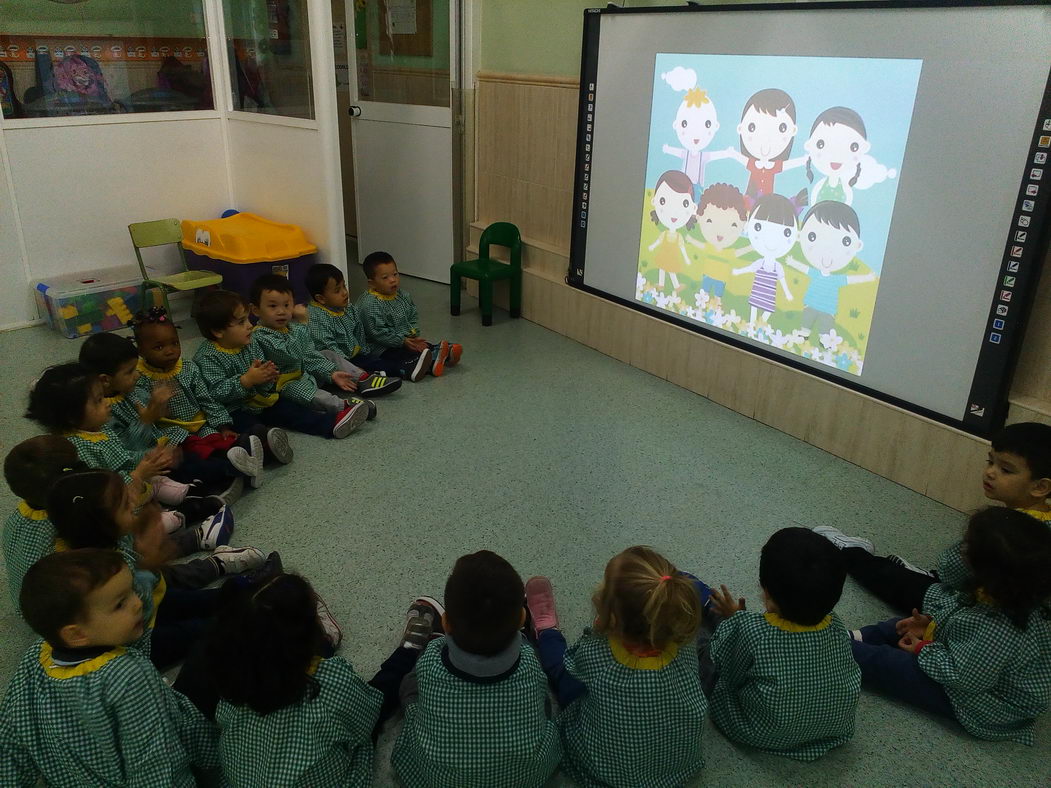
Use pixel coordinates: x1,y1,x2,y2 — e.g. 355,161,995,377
160,509,185,535
525,576,559,638
152,476,191,505
315,592,343,650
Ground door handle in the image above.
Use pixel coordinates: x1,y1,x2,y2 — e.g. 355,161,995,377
348,106,362,117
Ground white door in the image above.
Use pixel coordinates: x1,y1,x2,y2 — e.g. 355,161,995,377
345,0,456,283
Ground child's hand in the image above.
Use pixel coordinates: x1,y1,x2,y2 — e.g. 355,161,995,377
404,337,428,353
332,371,358,392
135,446,175,480
218,427,238,439
897,632,922,654
895,609,932,639
710,584,746,618
138,380,177,424
292,304,309,323
133,505,175,570
241,360,277,388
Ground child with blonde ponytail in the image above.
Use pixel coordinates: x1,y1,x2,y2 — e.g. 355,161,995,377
526,546,708,788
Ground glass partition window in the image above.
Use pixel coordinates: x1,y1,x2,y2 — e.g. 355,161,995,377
0,0,213,119
222,0,314,119
355,0,450,108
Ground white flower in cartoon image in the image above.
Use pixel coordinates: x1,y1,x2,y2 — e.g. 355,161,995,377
789,329,808,347
855,359,864,374
655,292,673,310
724,309,742,328
819,329,844,352
769,329,791,349
710,311,732,329
668,294,682,307
636,273,647,290
695,289,710,308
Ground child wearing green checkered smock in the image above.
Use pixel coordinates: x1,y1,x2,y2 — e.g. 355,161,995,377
193,337,279,415
3,502,57,608
134,357,233,445
526,547,707,787
704,528,860,761
204,572,382,786
253,322,348,411
0,550,216,786
852,508,1051,745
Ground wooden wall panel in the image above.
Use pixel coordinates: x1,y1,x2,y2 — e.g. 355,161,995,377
472,73,1050,511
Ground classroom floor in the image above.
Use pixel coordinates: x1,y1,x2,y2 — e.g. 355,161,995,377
0,270,1046,787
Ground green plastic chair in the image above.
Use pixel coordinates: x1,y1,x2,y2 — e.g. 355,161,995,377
450,222,522,326
129,218,223,317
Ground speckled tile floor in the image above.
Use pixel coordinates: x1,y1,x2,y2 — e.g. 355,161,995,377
1,269,1047,787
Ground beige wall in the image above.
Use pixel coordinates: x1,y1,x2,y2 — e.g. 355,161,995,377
470,71,1051,512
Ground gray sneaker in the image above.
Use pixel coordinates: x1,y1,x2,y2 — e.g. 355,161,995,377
346,396,377,421
332,401,369,438
401,597,445,650
210,545,265,575
266,428,294,464
812,525,874,553
227,435,264,489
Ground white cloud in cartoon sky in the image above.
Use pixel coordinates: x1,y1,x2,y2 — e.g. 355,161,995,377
661,66,696,92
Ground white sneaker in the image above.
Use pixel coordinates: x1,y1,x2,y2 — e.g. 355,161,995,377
152,476,191,505
198,506,234,550
266,428,294,464
315,593,343,650
211,545,266,575
227,435,264,489
812,525,874,553
332,401,369,439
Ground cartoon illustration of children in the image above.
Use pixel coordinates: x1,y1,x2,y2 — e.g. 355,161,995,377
803,107,897,206
784,201,876,337
689,183,753,305
726,89,809,208
660,68,735,199
646,170,699,293
732,193,797,326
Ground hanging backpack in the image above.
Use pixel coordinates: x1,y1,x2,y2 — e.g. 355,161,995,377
0,60,22,119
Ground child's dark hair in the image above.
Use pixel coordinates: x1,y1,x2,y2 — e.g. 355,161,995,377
250,274,294,306
444,550,524,655
79,333,139,376
806,107,866,187
362,251,396,281
750,193,798,229
698,183,747,221
801,200,861,238
305,263,345,301
48,471,128,549
25,362,101,433
206,573,326,715
740,88,797,161
991,422,1051,482
195,289,247,341
4,436,85,509
20,549,125,646
127,306,176,342
760,528,846,626
649,170,698,230
592,546,701,648
964,507,1051,628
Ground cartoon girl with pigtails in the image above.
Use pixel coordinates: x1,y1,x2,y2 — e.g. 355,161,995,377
661,68,735,198
803,107,897,206
647,170,700,293
726,89,809,209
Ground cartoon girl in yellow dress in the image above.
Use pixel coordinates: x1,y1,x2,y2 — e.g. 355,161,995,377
647,170,699,293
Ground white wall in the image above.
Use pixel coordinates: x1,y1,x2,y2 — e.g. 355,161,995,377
4,119,229,281
0,129,35,327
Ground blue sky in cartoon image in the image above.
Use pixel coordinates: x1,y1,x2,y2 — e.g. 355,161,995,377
645,53,922,275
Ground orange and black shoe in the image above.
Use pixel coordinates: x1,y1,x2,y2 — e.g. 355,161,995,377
447,343,463,367
431,340,450,377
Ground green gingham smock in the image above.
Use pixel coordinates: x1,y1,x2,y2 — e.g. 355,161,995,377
307,301,368,361
105,393,162,459
216,656,382,787
133,358,232,445
253,324,337,407
354,289,420,354
0,641,217,787
193,338,278,414
558,630,708,787
63,429,138,474
709,611,861,761
391,637,560,788
3,502,56,608
919,582,1051,744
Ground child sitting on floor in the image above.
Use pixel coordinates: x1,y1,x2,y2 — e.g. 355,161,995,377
355,251,462,382
706,528,861,761
205,572,381,785
304,262,402,396
2,436,85,608
389,550,560,787
250,274,372,428
130,307,267,489
850,508,1051,744
527,546,708,787
79,332,229,521
0,550,218,785
815,421,1051,615
193,289,366,440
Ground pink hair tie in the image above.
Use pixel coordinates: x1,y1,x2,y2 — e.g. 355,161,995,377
660,575,671,582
